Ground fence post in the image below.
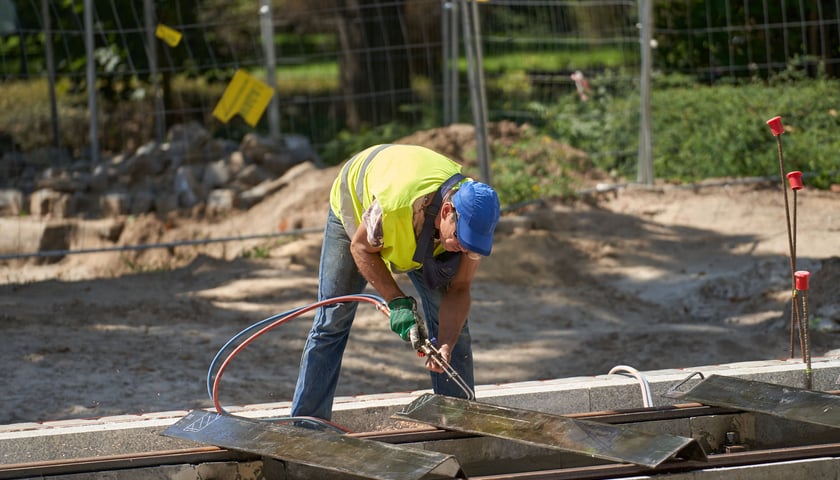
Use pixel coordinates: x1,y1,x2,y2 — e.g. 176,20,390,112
637,0,654,185
458,0,492,186
442,0,459,126
259,0,281,141
42,0,60,149
144,0,165,144
83,0,100,164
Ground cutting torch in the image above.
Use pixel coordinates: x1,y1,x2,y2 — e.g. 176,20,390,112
416,337,476,401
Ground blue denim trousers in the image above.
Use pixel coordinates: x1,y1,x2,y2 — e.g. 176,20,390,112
290,209,474,420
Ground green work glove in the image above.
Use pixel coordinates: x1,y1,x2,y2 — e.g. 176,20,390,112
388,296,418,340
388,296,427,351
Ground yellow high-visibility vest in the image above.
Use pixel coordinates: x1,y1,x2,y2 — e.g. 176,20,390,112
330,144,463,273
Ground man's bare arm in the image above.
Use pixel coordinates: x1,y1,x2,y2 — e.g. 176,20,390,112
426,254,480,372
349,223,404,301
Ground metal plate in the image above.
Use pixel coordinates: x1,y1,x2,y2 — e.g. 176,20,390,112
673,374,840,429
393,394,707,468
162,410,465,480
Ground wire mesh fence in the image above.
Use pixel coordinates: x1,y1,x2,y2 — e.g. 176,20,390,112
2,0,647,176
654,0,840,80
0,0,838,260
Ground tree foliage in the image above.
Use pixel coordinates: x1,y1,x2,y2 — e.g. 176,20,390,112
654,0,840,80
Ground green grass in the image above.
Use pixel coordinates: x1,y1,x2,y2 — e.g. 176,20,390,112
273,62,338,95
480,48,636,72
226,62,340,96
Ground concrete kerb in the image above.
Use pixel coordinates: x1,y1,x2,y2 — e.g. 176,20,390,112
2,356,839,466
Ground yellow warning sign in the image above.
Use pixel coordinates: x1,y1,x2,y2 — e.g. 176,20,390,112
155,24,183,47
212,70,275,127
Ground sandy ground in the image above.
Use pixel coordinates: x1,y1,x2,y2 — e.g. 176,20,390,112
1,165,840,426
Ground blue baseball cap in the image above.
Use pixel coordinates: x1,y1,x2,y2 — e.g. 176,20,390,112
452,181,500,256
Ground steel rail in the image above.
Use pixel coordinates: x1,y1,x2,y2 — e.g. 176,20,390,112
0,402,835,480
5,438,840,480
470,443,840,480
0,447,257,480
0,404,734,479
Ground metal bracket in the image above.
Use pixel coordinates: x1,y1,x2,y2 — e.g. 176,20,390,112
664,371,706,399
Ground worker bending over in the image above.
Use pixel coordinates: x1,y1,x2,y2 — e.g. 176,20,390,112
291,144,501,420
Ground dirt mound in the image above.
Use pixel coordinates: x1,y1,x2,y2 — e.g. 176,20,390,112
397,121,606,188
396,121,530,166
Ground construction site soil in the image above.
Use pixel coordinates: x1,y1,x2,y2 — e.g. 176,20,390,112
2,135,840,426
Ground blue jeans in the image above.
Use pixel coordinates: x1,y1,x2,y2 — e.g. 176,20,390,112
291,209,474,420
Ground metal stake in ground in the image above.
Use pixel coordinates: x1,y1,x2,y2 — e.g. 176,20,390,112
795,270,812,389
766,116,801,358
787,171,807,368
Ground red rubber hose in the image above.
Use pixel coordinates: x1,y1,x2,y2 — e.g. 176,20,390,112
211,295,389,414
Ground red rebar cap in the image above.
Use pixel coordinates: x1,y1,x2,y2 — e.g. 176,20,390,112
794,270,810,290
786,171,804,190
766,116,784,136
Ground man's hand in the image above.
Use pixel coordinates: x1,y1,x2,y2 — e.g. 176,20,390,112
388,296,427,350
424,343,451,373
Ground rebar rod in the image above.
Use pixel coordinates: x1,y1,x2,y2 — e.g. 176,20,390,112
802,290,812,389
774,135,800,358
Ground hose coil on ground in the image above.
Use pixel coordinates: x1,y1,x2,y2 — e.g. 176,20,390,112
206,294,388,416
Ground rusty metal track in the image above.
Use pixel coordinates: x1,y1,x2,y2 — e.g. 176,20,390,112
2,403,839,480
0,404,725,480
469,443,840,480
0,447,257,480
4,439,840,480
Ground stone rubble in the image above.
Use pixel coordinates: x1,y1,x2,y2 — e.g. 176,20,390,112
0,122,320,219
